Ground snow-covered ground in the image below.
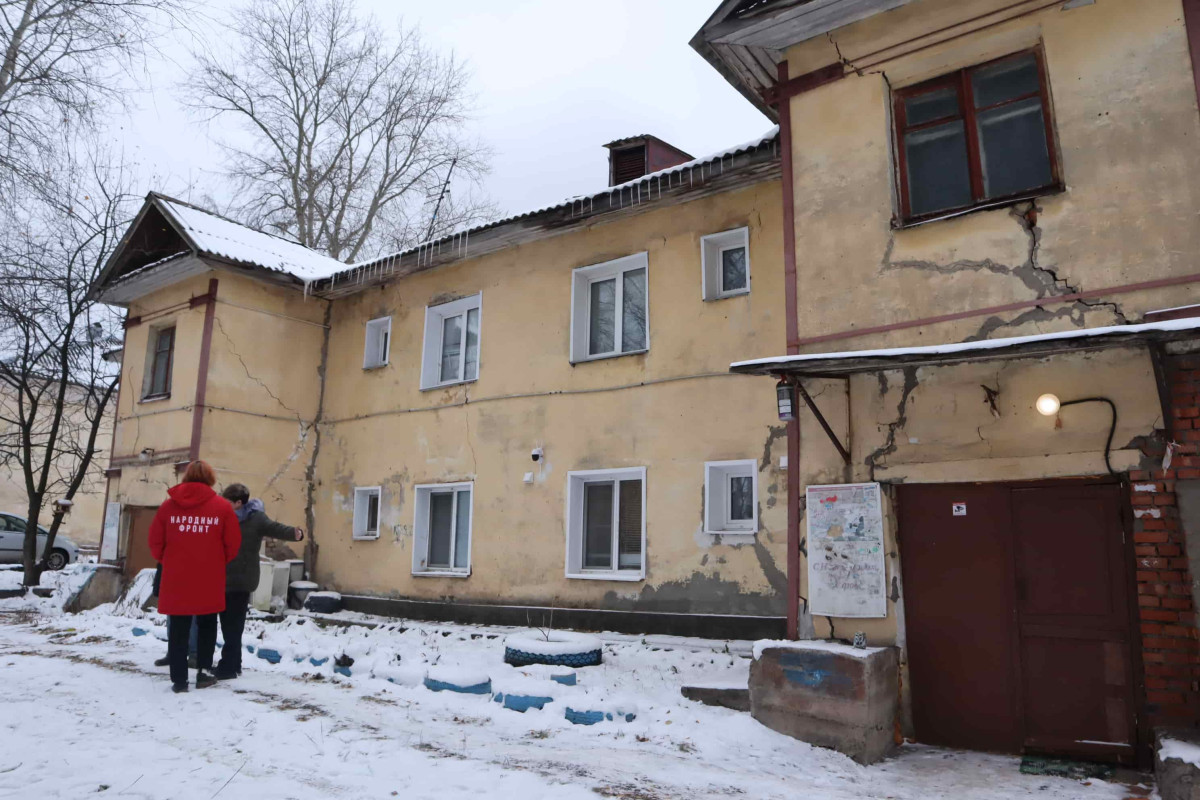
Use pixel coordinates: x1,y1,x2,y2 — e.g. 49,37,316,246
0,582,1145,799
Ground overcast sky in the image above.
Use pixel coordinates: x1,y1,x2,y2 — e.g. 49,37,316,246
114,0,772,223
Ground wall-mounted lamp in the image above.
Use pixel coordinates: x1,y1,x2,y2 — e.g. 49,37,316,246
1035,393,1118,475
1035,393,1061,417
776,379,796,422
138,447,155,462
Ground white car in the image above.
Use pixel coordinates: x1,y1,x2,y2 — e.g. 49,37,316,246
0,512,79,570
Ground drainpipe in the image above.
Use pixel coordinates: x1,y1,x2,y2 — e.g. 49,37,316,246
778,60,802,641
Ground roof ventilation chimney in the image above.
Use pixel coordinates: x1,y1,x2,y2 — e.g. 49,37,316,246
604,136,694,187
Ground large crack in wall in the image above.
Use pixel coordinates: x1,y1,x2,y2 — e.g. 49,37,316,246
864,367,919,480
881,201,1131,341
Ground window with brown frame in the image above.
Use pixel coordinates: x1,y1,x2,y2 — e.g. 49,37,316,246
893,48,1059,224
145,326,174,399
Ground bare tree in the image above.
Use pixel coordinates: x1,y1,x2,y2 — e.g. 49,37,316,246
0,0,183,185
0,150,129,586
186,0,494,262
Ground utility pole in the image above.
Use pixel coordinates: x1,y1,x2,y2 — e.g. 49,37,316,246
425,158,457,241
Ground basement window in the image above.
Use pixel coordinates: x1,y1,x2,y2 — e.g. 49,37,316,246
565,467,645,580
141,325,175,401
701,228,750,300
363,317,391,370
893,48,1060,224
412,482,472,576
570,253,648,363
704,460,757,535
352,487,381,540
420,294,481,390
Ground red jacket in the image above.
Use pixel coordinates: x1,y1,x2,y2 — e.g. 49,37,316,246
149,483,241,616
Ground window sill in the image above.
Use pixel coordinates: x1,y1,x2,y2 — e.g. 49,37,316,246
892,184,1066,230
138,393,171,404
566,570,645,582
362,362,388,371
707,289,750,302
570,348,648,366
351,533,380,541
703,529,758,538
419,376,478,393
412,568,471,578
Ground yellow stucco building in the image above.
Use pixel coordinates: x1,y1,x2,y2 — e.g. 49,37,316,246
92,0,1200,765
695,0,1200,766
93,132,790,639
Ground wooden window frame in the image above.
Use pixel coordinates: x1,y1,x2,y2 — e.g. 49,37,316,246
893,46,1062,226
144,326,175,401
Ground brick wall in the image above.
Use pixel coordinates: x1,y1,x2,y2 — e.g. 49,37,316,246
1130,352,1200,728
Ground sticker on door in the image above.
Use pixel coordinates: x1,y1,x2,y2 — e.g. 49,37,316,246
952,502,967,516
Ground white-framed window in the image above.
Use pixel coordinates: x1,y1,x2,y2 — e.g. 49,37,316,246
363,317,391,369
569,252,648,363
412,482,472,576
565,467,645,580
420,294,481,389
704,460,758,535
352,486,382,540
701,227,750,301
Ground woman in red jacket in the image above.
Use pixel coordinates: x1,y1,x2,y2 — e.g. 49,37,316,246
149,460,241,693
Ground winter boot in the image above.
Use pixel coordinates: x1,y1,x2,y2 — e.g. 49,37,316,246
154,656,170,667
214,664,239,681
195,670,218,690
172,682,189,694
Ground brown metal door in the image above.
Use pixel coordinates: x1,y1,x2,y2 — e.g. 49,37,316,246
1011,484,1135,761
898,481,1136,761
123,507,159,579
899,483,1022,752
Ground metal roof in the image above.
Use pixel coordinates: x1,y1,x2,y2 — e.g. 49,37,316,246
730,318,1200,377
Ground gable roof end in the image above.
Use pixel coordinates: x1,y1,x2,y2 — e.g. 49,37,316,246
691,0,918,119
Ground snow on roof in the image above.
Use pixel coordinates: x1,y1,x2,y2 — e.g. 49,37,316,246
155,195,345,283
731,317,1200,372
345,126,781,274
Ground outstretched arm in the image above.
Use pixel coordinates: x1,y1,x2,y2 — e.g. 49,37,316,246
260,514,304,542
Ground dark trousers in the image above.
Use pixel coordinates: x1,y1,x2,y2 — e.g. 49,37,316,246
218,591,251,674
168,613,217,686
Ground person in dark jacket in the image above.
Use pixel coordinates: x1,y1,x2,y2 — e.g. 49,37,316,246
215,483,303,680
148,460,241,693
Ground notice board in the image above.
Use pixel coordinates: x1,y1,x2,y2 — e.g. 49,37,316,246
806,482,887,618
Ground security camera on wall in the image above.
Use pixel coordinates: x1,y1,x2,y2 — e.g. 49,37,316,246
531,447,544,462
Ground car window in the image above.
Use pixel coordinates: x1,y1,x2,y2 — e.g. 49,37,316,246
0,515,20,532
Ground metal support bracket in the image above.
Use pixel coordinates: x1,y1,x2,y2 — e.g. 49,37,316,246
793,378,851,465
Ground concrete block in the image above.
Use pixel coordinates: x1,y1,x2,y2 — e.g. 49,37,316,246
65,564,124,613
749,644,898,765
1156,728,1200,800
681,684,750,712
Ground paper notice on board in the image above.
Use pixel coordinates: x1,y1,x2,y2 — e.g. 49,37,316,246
806,482,887,619
100,502,120,561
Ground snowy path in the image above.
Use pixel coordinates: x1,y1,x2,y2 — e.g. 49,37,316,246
0,611,1138,800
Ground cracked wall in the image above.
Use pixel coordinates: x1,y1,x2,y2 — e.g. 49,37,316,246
783,0,1200,351
105,270,329,562
310,180,791,616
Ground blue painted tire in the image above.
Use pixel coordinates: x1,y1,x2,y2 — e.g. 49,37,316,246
256,647,282,664
424,677,491,695
504,648,602,668
493,692,554,712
